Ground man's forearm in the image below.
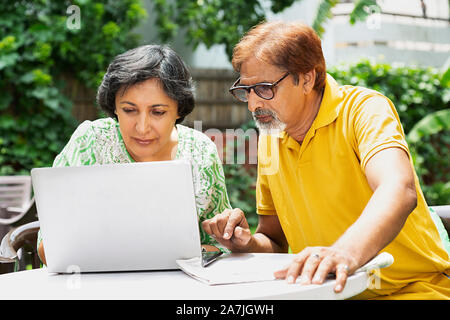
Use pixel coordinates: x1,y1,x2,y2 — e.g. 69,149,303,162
332,182,417,268
246,232,289,253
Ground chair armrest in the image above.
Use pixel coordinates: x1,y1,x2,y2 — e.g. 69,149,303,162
0,256,15,263
0,197,36,226
0,221,40,260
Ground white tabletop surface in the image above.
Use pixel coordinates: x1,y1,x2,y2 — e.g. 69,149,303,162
0,267,368,300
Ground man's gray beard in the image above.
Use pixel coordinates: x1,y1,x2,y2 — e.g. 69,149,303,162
252,110,287,135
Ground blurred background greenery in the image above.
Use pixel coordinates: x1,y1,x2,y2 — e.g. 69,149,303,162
0,1,449,231
0,0,147,175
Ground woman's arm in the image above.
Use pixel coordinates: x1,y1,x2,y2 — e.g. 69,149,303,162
194,139,232,248
38,240,47,266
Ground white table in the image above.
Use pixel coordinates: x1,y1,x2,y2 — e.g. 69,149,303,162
0,267,368,300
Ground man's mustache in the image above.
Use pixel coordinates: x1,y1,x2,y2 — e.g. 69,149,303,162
252,108,278,119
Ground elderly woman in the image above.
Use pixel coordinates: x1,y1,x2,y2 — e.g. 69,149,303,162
37,45,231,264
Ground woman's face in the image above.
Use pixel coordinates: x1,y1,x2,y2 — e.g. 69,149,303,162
114,78,180,162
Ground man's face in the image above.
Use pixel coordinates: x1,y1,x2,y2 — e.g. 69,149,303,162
239,57,307,134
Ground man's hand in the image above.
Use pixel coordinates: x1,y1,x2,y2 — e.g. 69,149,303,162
274,246,358,293
202,208,253,252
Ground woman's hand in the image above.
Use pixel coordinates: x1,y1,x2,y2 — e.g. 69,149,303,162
273,246,359,293
201,244,221,252
38,241,47,266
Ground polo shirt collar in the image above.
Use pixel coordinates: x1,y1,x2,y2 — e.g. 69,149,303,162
312,73,343,130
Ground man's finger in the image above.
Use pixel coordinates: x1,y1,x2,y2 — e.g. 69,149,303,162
202,220,212,236
202,210,231,237
299,253,321,285
312,256,334,284
273,266,288,279
223,209,245,240
232,226,252,246
209,216,222,239
216,213,229,236
282,250,310,284
334,264,349,293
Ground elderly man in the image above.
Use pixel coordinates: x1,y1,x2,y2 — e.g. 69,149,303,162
202,21,450,299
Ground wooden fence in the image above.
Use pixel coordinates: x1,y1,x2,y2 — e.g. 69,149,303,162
63,75,98,122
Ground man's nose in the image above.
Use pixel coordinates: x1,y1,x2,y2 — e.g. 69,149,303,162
247,90,264,113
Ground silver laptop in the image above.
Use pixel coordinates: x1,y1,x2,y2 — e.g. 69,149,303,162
31,160,214,273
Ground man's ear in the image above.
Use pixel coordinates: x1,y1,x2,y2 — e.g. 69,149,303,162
302,69,316,95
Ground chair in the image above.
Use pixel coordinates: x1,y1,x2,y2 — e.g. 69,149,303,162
0,176,39,274
431,205,450,236
0,221,41,274
0,176,36,226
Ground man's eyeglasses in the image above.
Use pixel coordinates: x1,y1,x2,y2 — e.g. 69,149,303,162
229,72,290,102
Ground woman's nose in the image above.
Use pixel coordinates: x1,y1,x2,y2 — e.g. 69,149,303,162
136,114,151,135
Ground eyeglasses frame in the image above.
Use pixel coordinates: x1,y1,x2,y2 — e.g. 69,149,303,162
229,72,290,102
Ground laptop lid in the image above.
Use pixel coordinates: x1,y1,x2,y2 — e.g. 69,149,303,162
31,160,202,273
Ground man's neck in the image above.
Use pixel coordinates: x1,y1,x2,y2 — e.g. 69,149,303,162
287,88,324,143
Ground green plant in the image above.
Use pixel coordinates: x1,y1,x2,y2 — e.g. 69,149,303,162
0,0,147,175
328,59,450,134
312,0,340,38
223,120,258,227
223,164,258,226
407,109,450,144
407,109,450,205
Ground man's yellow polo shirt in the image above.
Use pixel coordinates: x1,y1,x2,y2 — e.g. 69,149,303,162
256,74,450,299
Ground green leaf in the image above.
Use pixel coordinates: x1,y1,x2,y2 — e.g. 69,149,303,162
441,67,450,88
407,109,450,144
102,21,121,38
31,69,52,85
0,35,16,51
0,93,12,110
312,0,339,38
0,115,16,129
0,53,19,70
349,0,379,25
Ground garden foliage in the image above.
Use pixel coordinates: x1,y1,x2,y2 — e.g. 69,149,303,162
0,0,147,175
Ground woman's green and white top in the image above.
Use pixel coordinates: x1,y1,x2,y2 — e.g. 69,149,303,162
37,118,231,252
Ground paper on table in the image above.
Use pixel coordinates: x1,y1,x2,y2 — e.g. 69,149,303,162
176,253,294,285
176,252,394,286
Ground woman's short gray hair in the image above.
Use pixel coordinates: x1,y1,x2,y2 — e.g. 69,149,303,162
96,44,195,124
